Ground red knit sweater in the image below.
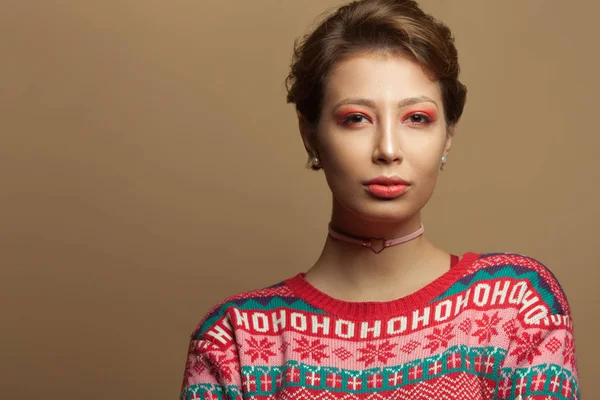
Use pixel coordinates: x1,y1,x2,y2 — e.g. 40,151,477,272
180,252,580,399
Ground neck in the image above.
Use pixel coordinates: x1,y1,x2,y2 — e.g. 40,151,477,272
318,223,434,276
305,203,449,301
329,204,424,241
328,200,428,259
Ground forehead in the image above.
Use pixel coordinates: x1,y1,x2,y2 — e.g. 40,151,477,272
323,52,442,105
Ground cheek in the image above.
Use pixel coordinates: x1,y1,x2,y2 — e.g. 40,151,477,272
410,154,442,174
322,136,369,170
320,141,366,195
403,136,446,172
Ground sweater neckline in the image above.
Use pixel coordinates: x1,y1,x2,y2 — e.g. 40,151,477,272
284,252,480,320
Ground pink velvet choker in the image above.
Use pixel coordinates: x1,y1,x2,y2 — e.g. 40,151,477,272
327,223,425,254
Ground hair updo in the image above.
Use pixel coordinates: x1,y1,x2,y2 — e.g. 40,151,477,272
285,0,468,169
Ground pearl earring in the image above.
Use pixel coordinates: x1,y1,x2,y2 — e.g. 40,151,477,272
311,157,320,166
441,155,447,163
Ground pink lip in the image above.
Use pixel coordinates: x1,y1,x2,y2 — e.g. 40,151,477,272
364,176,410,199
365,176,410,186
366,183,409,199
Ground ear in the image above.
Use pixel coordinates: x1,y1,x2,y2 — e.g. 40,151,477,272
443,125,455,157
298,113,319,158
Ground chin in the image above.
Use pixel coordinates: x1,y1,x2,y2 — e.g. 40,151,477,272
332,187,432,222
345,200,420,223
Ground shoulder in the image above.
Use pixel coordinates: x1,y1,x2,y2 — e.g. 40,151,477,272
189,280,288,340
188,277,305,342
466,251,571,315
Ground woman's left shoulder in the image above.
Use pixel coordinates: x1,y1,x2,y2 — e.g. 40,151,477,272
475,251,557,273
473,251,572,314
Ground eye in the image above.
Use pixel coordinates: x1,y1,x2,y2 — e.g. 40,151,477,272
405,113,433,125
342,113,371,125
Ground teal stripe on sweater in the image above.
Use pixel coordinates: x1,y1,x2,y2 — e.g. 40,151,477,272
196,297,326,338
180,383,240,400
433,266,560,314
241,345,508,396
496,365,580,399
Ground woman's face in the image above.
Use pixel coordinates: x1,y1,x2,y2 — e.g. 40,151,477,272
303,52,452,223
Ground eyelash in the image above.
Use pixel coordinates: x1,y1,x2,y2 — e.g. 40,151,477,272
342,114,371,125
405,113,433,125
341,112,433,127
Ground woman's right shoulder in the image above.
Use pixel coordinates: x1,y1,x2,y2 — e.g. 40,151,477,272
188,278,296,343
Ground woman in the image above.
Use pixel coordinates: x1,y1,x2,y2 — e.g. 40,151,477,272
180,0,580,399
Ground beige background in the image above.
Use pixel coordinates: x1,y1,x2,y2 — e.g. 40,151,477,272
1,0,597,399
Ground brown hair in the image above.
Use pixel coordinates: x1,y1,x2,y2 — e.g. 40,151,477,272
285,0,467,169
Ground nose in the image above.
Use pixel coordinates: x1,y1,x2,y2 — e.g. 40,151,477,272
372,115,403,164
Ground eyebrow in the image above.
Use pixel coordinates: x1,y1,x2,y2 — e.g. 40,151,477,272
333,96,438,110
